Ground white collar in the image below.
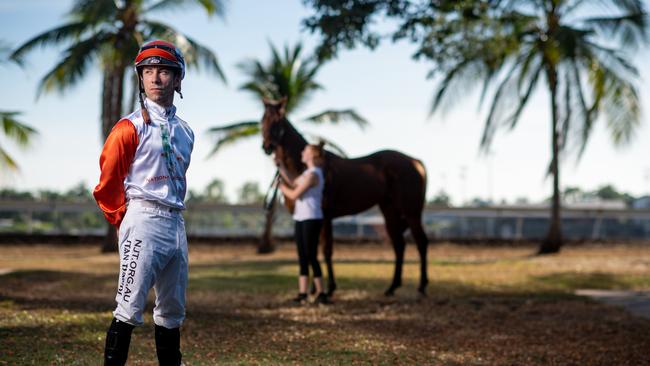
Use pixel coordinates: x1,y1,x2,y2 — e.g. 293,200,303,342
145,97,176,119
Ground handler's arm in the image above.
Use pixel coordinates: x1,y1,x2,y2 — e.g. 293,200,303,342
93,120,138,228
279,172,318,201
277,166,297,188
274,153,298,188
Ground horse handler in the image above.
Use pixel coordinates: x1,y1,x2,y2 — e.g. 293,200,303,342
277,142,330,305
93,40,194,366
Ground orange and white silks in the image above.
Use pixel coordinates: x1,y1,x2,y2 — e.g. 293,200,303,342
93,98,194,227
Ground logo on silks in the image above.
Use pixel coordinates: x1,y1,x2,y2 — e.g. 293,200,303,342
149,56,161,64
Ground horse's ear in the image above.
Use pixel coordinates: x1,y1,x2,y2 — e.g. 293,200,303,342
262,98,273,107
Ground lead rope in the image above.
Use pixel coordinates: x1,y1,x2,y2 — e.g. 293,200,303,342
263,170,280,211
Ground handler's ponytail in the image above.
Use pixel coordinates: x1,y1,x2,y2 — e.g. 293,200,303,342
308,141,325,166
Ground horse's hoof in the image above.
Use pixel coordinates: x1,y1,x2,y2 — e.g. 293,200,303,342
417,288,427,297
384,288,395,297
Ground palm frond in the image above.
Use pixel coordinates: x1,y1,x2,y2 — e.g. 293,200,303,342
303,109,369,130
505,61,543,130
601,74,640,146
206,121,260,156
569,60,596,158
480,55,528,149
584,13,649,48
0,146,19,171
69,0,118,23
301,133,347,157
36,32,108,96
1,111,38,148
10,22,90,65
430,58,473,115
237,42,323,115
146,0,226,17
143,20,227,82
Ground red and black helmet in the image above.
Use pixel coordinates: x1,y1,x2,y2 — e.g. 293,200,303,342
134,40,185,80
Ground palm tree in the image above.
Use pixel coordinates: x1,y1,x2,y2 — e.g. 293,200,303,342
428,0,647,253
207,42,367,155
10,0,227,251
0,42,38,174
207,42,369,252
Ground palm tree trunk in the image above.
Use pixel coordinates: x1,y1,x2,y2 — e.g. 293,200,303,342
128,71,138,112
539,65,563,254
259,179,279,254
259,203,276,254
100,67,126,253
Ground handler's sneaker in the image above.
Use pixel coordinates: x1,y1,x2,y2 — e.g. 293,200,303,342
314,293,331,305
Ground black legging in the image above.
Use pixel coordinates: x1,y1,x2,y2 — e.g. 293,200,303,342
294,219,323,277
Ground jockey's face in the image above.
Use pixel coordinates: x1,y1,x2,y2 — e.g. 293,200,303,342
141,66,179,107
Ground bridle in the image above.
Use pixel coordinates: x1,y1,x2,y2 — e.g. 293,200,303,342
263,117,286,155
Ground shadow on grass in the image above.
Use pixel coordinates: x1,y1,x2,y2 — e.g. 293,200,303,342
530,271,648,290
3,260,650,364
0,311,108,365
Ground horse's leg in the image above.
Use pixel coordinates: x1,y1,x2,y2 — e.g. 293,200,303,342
381,204,408,296
407,216,429,295
321,218,336,296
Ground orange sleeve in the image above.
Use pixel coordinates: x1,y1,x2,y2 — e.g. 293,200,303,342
93,119,138,228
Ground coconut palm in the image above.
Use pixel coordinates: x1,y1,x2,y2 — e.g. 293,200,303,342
207,41,368,252
207,41,368,156
428,0,648,253
11,0,226,139
10,0,227,251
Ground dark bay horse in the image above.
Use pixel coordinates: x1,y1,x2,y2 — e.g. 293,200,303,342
261,99,429,296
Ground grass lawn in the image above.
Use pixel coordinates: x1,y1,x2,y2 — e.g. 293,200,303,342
1,241,650,365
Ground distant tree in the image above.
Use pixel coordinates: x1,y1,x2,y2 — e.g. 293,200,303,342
37,190,63,202
469,197,490,208
204,178,228,203
0,188,34,201
428,190,451,207
594,184,635,206
63,181,93,202
237,181,264,205
563,186,584,204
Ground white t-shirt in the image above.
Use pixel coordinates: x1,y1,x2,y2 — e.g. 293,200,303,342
292,167,324,221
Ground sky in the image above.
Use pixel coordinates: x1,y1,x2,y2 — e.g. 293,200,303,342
0,0,649,205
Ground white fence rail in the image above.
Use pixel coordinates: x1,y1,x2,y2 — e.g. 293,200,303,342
1,201,650,241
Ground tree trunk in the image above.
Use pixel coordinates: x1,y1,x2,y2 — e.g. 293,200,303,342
128,71,138,112
539,65,563,254
100,66,126,253
258,179,279,254
259,203,276,254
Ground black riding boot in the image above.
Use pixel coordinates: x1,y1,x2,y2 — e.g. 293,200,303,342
155,324,182,366
104,318,134,366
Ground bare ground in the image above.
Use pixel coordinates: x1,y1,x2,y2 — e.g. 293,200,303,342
1,241,650,365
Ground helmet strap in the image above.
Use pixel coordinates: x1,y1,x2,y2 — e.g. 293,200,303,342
137,76,151,124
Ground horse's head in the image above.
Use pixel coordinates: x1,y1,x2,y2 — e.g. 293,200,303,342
261,97,288,155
